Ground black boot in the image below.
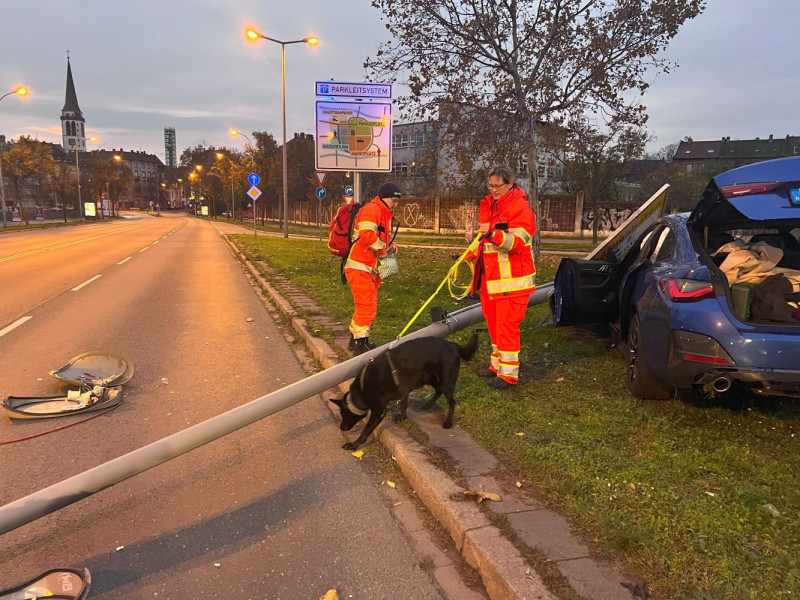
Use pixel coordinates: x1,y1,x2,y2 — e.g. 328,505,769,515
347,334,355,351
352,337,377,355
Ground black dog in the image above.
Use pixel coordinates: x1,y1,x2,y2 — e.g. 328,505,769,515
330,332,479,450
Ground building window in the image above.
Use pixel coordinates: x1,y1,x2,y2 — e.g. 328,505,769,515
392,162,409,176
392,134,408,149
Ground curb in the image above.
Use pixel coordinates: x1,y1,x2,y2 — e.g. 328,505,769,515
232,241,554,600
228,237,638,600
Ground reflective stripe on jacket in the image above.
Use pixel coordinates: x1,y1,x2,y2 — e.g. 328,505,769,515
344,196,393,275
467,185,537,299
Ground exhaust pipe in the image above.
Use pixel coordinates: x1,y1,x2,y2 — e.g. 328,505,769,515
711,376,732,394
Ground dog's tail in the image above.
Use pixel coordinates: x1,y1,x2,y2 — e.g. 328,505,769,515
458,331,480,362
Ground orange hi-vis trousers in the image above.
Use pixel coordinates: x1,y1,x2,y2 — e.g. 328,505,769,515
346,269,380,339
480,287,531,384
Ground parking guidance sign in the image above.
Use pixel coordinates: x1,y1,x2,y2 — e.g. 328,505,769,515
315,101,392,172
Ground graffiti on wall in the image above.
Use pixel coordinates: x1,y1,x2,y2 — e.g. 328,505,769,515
582,205,635,233
402,202,434,229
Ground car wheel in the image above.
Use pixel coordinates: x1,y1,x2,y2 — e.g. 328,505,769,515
626,313,673,400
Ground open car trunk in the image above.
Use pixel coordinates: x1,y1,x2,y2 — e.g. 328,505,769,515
690,162,800,327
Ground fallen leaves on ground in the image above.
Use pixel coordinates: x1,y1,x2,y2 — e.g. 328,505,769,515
463,485,501,503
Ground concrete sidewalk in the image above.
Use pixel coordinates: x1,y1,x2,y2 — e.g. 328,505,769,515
229,239,641,600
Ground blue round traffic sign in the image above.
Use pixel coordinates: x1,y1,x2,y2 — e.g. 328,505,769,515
344,185,354,196
315,186,327,200
248,173,261,186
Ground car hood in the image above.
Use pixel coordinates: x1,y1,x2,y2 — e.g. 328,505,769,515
688,156,800,231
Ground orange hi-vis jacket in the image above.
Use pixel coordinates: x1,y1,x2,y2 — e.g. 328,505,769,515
467,185,537,299
344,196,393,275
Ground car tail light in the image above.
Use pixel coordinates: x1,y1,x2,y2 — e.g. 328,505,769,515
682,353,732,365
720,182,781,198
659,278,715,302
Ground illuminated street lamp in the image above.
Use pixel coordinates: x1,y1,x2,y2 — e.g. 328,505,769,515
0,86,27,103
245,27,318,238
229,128,253,148
0,85,29,228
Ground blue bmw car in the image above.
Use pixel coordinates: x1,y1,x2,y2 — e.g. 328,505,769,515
553,156,800,399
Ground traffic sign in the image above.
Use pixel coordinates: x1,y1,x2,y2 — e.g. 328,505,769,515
247,186,262,201
344,184,354,196
315,186,327,200
248,173,261,186
316,81,392,99
315,171,327,186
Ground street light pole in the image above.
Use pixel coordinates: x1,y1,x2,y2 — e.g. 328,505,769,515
281,42,288,238
245,29,318,239
75,149,82,222
216,153,236,221
0,86,28,228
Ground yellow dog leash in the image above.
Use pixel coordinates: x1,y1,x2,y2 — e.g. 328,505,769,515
395,234,483,339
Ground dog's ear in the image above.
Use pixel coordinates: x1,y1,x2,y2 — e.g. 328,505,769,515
329,396,346,409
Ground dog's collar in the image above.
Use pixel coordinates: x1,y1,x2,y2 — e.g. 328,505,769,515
346,395,368,416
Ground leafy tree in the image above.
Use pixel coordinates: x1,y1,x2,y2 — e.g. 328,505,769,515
637,162,714,212
286,134,316,214
550,118,648,242
106,162,133,216
50,162,78,222
1,136,55,225
366,0,704,260
251,132,281,224
83,156,133,216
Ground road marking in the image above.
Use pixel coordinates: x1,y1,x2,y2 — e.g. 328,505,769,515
152,240,159,245
117,257,132,265
0,222,152,263
139,247,149,252
72,274,102,291
0,316,32,338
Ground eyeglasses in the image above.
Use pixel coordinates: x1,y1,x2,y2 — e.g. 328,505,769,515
487,182,508,190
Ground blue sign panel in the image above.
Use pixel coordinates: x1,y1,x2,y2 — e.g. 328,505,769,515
344,185,354,196
248,173,261,186
315,186,327,200
790,188,800,206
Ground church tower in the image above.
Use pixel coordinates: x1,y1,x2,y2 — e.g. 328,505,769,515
61,54,86,151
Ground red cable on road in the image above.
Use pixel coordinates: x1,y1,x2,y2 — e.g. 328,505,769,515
0,403,121,445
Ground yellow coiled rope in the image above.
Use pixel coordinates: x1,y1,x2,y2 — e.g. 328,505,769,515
396,234,483,339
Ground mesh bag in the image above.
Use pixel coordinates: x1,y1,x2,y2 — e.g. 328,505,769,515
377,255,400,280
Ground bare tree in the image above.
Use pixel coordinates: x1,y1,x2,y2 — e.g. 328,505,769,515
644,142,680,162
552,117,648,243
366,0,704,259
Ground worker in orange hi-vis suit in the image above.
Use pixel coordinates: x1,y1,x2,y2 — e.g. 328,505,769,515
344,182,403,355
464,165,537,390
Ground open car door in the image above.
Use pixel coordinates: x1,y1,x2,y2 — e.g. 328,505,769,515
553,258,622,326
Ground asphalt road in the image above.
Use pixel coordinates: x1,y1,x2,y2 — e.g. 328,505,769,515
0,213,446,599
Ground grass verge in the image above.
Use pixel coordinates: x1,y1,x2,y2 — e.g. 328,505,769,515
233,233,800,599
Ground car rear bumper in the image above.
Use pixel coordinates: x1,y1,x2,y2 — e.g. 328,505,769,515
692,368,800,398
668,330,800,397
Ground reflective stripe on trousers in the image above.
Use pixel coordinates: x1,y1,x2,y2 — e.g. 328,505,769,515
480,288,530,383
346,269,380,339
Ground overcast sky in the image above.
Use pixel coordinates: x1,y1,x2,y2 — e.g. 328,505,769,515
1,0,797,164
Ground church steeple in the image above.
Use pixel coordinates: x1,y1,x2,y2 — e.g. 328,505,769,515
61,52,86,151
